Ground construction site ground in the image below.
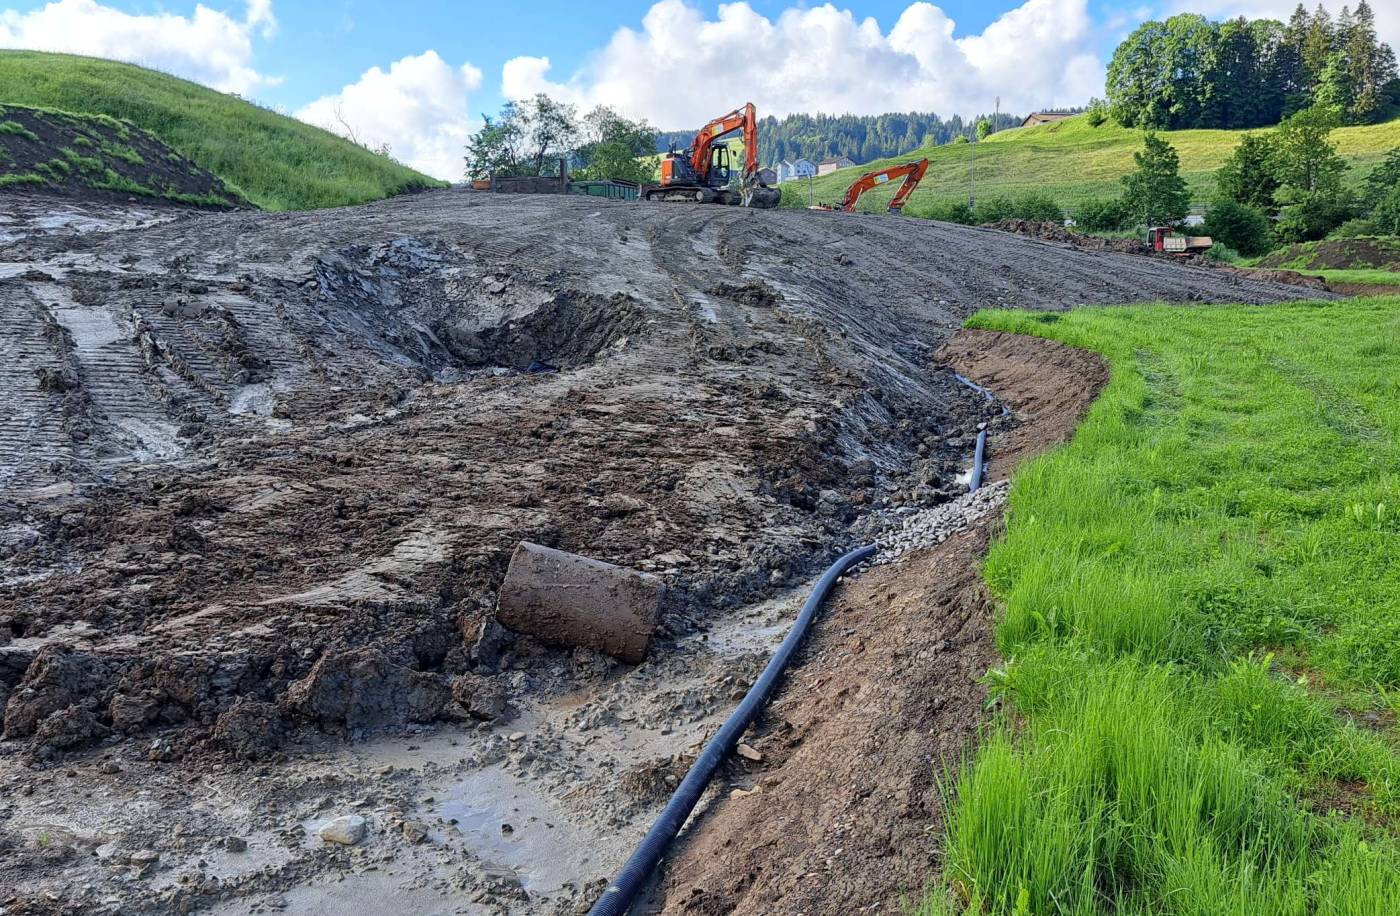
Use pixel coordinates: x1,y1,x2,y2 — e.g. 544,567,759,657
0,188,1331,915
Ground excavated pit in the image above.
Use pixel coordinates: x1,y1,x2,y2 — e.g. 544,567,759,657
0,188,1335,914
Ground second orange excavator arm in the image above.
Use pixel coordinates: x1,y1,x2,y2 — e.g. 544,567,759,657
839,158,930,213
688,102,760,181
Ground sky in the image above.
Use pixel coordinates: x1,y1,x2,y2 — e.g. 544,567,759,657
2,0,1397,180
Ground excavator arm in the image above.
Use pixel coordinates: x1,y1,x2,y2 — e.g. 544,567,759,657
688,102,760,182
839,158,929,213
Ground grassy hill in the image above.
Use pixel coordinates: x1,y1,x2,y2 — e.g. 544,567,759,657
782,114,1400,217
0,51,444,211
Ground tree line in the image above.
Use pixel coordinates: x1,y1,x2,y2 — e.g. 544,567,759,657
1107,1,1398,131
464,95,657,183
655,111,1023,167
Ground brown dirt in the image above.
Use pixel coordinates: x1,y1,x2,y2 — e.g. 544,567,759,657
1256,237,1400,271
0,105,240,206
655,328,1108,916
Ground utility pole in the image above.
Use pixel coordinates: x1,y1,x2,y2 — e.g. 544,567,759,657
994,96,1000,135
969,122,976,209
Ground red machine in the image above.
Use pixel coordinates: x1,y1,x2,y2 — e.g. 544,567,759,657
1146,226,1213,254
643,103,780,208
833,158,930,213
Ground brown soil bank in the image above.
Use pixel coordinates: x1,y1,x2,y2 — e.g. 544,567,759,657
1256,237,1400,270
0,105,241,207
656,329,1107,915
0,192,1325,768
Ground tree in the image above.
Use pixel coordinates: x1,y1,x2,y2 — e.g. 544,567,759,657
975,118,992,141
464,108,523,180
574,106,657,183
1363,148,1400,208
1342,0,1398,123
1122,133,1192,226
1106,20,1173,128
1216,133,1281,212
1204,199,1274,255
517,94,578,177
463,95,580,179
1270,104,1348,194
1372,183,1400,234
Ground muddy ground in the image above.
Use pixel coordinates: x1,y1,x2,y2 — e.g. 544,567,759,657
0,188,1327,915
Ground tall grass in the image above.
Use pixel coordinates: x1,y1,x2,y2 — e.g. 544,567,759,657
0,51,444,210
933,299,1400,913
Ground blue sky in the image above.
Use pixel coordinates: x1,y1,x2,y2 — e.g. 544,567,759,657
3,0,1393,177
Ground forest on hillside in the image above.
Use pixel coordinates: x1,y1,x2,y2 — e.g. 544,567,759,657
1107,0,1398,130
655,111,1023,166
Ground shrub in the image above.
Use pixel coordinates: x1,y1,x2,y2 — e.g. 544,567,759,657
1086,97,1109,127
920,200,975,224
1328,218,1380,239
1274,191,1358,243
973,192,1064,225
1202,199,1273,257
1372,184,1400,235
1075,197,1134,231
1203,243,1242,263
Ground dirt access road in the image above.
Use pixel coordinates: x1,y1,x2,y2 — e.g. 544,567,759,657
0,189,1327,914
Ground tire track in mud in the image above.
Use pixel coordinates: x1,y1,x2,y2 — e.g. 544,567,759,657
0,286,71,492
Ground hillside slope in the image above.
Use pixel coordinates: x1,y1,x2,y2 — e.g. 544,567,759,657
0,51,444,211
782,114,1400,217
1,104,242,207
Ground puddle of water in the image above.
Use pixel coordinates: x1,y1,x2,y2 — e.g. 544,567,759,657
430,766,596,896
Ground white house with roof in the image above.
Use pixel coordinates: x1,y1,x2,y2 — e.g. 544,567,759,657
817,156,856,176
775,158,817,183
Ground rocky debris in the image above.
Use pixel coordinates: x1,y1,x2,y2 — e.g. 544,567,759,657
710,281,782,308
318,815,367,846
2,646,109,739
285,648,450,733
450,673,510,722
211,698,288,759
873,480,1010,564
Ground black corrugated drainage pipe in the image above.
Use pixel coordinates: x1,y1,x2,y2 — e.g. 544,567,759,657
587,543,876,916
969,426,988,493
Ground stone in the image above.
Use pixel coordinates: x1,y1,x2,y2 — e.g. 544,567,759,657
400,821,427,844
735,743,763,762
318,815,367,846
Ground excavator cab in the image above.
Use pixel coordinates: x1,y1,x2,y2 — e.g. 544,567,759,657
709,143,732,188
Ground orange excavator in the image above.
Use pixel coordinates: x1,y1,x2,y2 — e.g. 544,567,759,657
643,102,781,208
812,158,929,213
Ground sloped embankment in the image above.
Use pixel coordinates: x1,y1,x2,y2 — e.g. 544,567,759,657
0,104,242,207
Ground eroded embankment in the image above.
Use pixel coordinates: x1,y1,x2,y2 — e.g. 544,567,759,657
656,329,1108,915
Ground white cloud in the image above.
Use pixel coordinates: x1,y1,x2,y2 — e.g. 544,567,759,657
1159,0,1399,53
500,0,1105,128
0,0,277,95
295,50,482,181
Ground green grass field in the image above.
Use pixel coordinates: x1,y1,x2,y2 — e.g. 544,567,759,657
783,115,1400,218
1297,268,1400,287
0,51,444,210
929,298,1400,914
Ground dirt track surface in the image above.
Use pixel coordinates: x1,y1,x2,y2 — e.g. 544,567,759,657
0,189,1325,914
655,329,1108,915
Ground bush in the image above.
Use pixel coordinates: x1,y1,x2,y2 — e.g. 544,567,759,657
919,200,975,224
1203,243,1242,263
1086,97,1109,127
1328,218,1380,239
1273,191,1358,243
973,192,1064,225
1074,197,1134,231
1372,184,1400,235
1202,199,1274,257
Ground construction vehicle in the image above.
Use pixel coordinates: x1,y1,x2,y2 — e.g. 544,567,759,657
1146,226,1213,254
810,158,930,214
643,103,781,208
